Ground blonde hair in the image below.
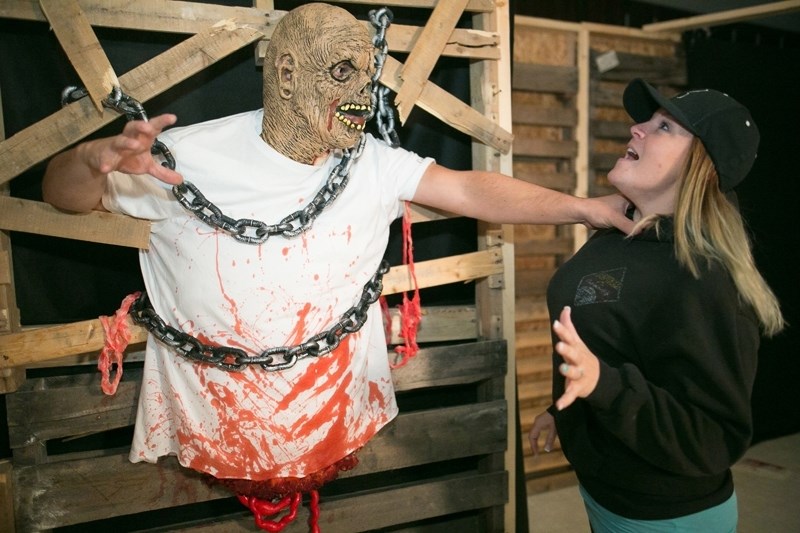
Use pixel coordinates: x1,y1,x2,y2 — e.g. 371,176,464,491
635,138,785,336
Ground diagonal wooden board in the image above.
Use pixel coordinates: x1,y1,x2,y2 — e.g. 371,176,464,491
395,0,468,124
0,21,264,186
39,0,119,113
382,55,513,154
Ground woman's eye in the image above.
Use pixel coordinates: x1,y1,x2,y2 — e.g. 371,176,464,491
658,120,670,131
331,61,355,81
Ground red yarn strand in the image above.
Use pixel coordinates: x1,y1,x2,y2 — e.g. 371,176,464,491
98,291,140,395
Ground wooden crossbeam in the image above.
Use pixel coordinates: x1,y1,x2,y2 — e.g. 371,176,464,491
382,55,513,154
0,196,150,249
335,0,495,12
39,0,119,113
0,21,263,185
0,248,503,367
1,1,499,60
395,0,469,124
643,0,800,33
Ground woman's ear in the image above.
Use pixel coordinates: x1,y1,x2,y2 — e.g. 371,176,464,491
276,53,295,99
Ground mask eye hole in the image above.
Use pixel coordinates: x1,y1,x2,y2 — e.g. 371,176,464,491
330,61,355,82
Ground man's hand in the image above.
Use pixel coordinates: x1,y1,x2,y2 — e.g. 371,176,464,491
579,194,634,234
80,113,183,185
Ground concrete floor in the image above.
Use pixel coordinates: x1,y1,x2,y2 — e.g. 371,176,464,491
527,431,800,532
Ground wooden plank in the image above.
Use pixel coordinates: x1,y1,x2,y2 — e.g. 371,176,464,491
512,64,577,94
1,0,277,35
304,472,507,533
512,138,578,159
512,103,577,127
0,87,25,396
0,22,264,185
164,471,506,532
385,304,476,344
12,403,506,530
385,22,500,60
380,55,513,154
590,49,686,85
5,338,505,450
0,461,14,533
2,2,499,60
395,0,469,124
335,0,495,12
6,370,141,449
382,247,503,294
592,119,631,140
392,339,507,391
642,0,800,33
0,196,150,249
0,252,8,285
39,0,119,112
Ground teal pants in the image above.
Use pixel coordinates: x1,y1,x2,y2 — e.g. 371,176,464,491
579,485,738,533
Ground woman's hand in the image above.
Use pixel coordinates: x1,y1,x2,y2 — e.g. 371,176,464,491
553,306,600,411
528,410,557,457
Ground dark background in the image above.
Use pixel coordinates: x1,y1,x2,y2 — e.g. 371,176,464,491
1,0,797,460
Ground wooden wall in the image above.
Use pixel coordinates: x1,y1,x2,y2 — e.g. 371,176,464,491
511,15,686,496
0,1,517,531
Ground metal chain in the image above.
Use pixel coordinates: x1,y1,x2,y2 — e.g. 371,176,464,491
173,133,367,243
369,7,400,148
130,260,390,371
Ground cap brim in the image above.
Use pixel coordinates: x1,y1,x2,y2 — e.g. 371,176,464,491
623,78,698,136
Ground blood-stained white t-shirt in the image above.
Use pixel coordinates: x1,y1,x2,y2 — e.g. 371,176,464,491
103,109,433,480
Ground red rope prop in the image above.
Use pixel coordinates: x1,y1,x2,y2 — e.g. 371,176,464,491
390,201,421,369
238,492,303,532
97,291,140,395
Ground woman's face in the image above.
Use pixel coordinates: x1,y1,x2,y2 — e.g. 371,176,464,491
608,109,694,217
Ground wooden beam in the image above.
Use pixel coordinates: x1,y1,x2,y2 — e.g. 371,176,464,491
39,0,119,113
334,0,495,12
1,0,278,35
0,21,264,185
395,0,469,124
0,197,150,249
643,0,800,33
381,55,513,154
0,249,503,367
2,2,500,60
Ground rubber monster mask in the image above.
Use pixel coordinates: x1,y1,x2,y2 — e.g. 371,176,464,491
261,3,375,165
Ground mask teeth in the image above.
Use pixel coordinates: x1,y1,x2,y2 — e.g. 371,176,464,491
339,103,371,113
334,111,367,130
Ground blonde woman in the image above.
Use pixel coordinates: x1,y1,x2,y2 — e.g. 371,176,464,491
529,78,784,532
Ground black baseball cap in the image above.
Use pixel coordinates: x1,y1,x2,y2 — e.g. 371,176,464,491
622,78,759,191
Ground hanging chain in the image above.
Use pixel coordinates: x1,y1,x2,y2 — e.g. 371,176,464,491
369,7,400,148
130,261,390,371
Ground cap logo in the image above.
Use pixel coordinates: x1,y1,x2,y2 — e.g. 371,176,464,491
676,88,710,99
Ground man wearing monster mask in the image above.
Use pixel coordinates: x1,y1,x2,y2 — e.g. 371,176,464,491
42,2,634,530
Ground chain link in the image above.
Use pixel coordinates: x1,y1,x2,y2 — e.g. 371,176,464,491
369,7,400,148
130,261,390,371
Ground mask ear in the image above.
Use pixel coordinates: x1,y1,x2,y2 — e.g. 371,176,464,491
276,53,295,99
